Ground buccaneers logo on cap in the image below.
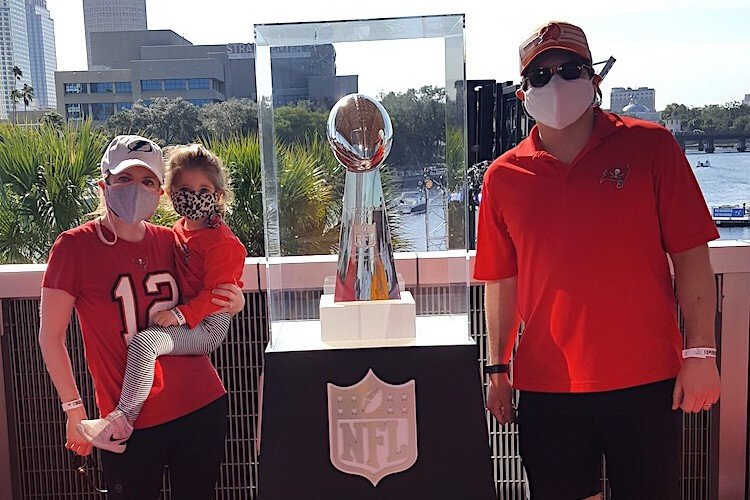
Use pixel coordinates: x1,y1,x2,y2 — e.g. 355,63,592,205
600,166,630,189
536,23,562,45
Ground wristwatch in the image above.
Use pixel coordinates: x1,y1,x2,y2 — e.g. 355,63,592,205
483,364,510,374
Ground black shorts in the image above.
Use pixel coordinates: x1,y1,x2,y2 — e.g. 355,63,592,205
100,394,227,499
517,379,681,500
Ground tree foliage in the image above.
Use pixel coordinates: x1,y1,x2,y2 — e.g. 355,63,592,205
21,83,34,112
199,98,258,138
379,85,446,167
662,101,750,132
0,121,107,263
104,97,204,145
40,111,65,129
274,103,328,145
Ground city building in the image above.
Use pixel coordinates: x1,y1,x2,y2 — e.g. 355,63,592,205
663,117,682,134
25,0,56,109
743,94,750,106
0,0,32,120
82,0,147,68
610,86,656,113
620,98,661,123
56,30,358,123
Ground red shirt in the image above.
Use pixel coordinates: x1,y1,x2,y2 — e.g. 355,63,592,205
474,110,719,393
42,221,226,428
172,218,247,329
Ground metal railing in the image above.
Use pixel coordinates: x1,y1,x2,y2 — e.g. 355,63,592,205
0,242,748,499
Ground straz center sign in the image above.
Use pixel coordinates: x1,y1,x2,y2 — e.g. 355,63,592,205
327,370,418,486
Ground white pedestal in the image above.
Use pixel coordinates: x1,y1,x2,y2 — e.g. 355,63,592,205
319,291,416,342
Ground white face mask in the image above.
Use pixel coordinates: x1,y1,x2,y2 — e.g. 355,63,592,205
523,75,595,130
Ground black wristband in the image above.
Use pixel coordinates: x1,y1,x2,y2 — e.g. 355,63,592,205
483,364,509,374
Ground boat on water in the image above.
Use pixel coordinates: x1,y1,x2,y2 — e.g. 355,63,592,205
395,190,424,214
410,201,426,214
712,204,749,226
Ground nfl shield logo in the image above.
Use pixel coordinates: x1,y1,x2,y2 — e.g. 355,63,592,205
327,369,418,486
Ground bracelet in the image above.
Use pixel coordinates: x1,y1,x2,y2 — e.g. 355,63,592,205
61,398,83,412
483,364,510,374
171,307,187,326
682,347,717,359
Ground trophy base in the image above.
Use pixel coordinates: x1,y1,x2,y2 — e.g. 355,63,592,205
319,291,416,342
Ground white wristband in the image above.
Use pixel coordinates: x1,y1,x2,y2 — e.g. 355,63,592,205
61,398,83,412
171,307,187,326
682,348,717,359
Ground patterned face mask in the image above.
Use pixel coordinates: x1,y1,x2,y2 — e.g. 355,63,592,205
170,189,221,225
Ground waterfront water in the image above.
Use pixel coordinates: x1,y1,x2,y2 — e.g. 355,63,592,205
686,149,750,241
401,149,750,251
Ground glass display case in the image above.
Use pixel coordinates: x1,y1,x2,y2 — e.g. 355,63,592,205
255,14,470,351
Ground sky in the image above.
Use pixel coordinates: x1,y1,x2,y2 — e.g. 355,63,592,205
46,0,749,110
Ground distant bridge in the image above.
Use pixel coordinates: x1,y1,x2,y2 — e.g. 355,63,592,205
674,131,748,153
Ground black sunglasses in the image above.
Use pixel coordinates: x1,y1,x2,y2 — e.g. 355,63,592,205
75,455,108,494
525,62,593,88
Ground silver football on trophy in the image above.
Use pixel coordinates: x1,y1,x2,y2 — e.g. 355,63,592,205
327,94,399,302
327,94,393,172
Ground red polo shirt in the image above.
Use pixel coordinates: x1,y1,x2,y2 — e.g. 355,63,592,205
474,109,719,393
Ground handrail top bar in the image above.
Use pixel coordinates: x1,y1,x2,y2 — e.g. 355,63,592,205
0,242,747,299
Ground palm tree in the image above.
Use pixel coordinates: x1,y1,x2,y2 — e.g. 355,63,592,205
11,65,22,123
205,134,337,257
21,84,34,122
9,90,22,124
0,121,107,263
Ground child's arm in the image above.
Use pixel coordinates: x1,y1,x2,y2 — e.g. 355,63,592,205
153,309,179,327
171,237,247,329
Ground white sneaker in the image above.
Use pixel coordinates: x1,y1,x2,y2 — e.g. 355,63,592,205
77,410,133,454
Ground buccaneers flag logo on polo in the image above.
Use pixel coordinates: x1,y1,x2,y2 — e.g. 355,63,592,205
600,166,630,189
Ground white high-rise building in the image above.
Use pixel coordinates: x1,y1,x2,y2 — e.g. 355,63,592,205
26,0,56,109
0,0,32,120
83,0,147,68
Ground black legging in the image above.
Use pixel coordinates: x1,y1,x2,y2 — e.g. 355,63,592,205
100,394,227,499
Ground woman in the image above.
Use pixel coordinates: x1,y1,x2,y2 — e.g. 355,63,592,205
38,135,245,498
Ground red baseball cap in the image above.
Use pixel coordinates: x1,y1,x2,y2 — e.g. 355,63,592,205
519,21,592,74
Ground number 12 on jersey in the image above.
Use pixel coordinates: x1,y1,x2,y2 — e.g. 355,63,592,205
112,272,179,344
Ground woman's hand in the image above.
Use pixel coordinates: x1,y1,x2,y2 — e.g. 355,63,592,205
211,283,245,315
65,406,92,456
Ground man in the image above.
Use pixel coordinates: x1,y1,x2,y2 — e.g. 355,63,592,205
474,21,720,500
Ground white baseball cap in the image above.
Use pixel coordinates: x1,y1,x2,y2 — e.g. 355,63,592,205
100,135,165,185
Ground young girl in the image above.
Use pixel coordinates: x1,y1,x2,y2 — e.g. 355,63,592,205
77,143,247,453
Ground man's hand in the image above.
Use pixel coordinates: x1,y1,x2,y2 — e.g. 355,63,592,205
65,406,92,456
672,358,720,413
212,283,245,315
486,373,515,424
153,309,179,327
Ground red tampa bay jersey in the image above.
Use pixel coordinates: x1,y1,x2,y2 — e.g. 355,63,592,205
43,221,225,429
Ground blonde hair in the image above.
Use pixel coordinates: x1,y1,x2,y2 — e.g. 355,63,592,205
164,143,234,216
